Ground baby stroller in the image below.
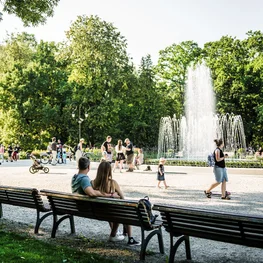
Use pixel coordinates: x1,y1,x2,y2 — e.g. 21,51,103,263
29,154,49,174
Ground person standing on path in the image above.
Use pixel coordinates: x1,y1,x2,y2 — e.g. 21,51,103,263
204,139,231,200
101,136,113,163
75,138,85,166
0,144,5,163
71,157,124,242
7,144,13,162
113,139,126,172
157,157,169,189
51,137,57,165
124,138,134,172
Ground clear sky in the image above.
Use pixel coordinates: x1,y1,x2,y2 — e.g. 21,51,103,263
0,0,263,65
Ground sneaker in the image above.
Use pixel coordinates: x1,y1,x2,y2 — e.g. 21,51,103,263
127,237,141,246
126,169,133,172
109,233,125,242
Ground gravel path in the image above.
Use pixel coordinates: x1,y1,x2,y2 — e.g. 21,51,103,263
0,160,263,262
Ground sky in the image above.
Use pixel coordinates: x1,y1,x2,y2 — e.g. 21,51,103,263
0,0,263,66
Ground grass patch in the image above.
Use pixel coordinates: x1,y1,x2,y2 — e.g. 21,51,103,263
0,230,117,263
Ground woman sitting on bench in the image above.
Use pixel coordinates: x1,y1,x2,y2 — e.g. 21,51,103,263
92,161,141,246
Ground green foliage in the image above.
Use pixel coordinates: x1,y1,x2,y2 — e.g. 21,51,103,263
2,0,60,26
1,15,263,151
155,41,202,117
202,31,263,145
63,15,131,144
0,34,71,148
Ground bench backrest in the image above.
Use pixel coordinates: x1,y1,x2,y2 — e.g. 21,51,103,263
0,186,47,212
41,190,153,230
153,204,263,248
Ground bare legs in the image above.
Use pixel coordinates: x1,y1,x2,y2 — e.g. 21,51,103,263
113,160,124,172
206,182,220,193
158,180,169,189
205,179,228,198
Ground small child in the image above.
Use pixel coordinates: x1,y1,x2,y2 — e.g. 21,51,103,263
62,150,67,164
157,157,169,189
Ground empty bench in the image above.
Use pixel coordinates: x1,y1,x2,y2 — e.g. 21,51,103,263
40,189,164,260
153,204,263,263
0,186,52,234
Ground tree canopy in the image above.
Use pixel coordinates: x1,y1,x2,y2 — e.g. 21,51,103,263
1,0,60,26
0,13,263,151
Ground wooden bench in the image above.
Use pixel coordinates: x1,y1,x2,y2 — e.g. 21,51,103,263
0,186,52,234
40,189,164,260
153,204,263,263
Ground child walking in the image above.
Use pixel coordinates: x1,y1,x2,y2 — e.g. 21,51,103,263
157,157,169,189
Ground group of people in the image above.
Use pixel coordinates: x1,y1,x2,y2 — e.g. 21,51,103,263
72,157,141,245
71,137,230,246
0,143,21,163
100,136,144,173
48,137,67,164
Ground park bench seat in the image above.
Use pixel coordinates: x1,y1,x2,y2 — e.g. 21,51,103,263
40,189,164,260
0,185,52,234
153,203,263,263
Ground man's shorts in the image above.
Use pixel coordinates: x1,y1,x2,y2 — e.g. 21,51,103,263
126,153,134,164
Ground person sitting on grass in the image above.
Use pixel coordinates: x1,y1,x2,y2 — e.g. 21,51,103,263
91,161,141,246
71,157,124,242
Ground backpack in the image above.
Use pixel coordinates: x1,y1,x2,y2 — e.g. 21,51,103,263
207,152,215,167
138,196,158,224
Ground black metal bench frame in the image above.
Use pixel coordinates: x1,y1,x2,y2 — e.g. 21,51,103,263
153,204,263,263
40,189,164,260
0,186,52,234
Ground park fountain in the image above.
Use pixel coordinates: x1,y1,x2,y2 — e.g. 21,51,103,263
157,63,246,159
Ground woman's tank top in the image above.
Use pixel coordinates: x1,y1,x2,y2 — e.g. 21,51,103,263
214,148,225,168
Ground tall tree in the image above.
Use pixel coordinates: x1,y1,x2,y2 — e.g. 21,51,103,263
0,33,70,148
63,15,131,145
117,55,165,147
203,31,263,145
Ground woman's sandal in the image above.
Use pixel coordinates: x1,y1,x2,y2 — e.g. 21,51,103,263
204,190,212,198
225,191,231,196
221,196,231,200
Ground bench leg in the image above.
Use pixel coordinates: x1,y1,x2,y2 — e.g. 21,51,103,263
34,211,53,234
169,235,191,263
139,227,164,260
51,214,75,238
185,235,191,260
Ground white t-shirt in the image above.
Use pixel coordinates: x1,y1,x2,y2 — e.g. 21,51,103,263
115,145,125,154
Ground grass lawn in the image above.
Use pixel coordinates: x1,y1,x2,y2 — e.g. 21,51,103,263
0,230,117,263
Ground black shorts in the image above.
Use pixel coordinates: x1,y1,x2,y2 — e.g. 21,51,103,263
116,153,125,161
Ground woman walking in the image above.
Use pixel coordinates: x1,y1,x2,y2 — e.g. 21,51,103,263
204,139,231,200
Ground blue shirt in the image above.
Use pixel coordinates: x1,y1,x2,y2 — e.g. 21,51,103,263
71,174,92,195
